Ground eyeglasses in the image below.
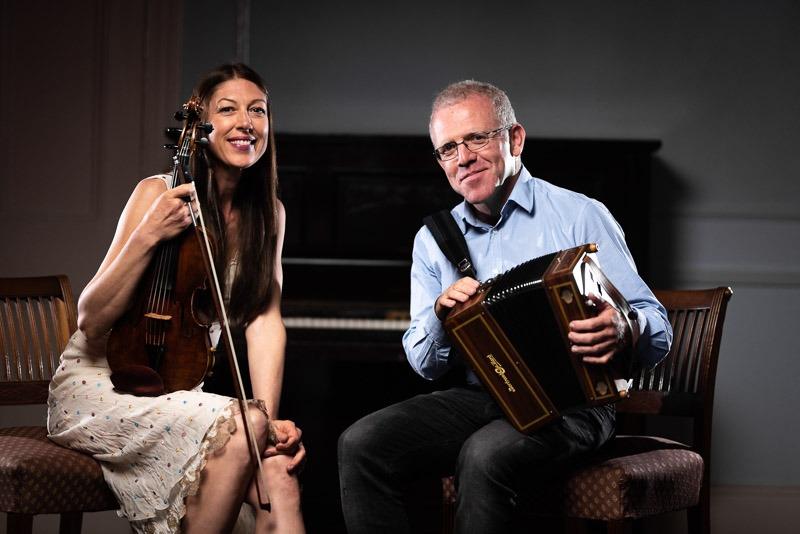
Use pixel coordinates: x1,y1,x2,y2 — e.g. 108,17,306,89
432,126,512,161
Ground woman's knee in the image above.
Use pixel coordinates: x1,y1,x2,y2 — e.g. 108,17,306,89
261,455,301,503
225,409,270,464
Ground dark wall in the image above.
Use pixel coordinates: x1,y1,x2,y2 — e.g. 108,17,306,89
180,0,800,488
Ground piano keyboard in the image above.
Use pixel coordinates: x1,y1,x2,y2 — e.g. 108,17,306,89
284,316,410,332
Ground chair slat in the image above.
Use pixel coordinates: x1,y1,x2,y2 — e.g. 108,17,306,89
25,297,45,381
0,301,10,381
42,298,60,379
40,299,57,380
43,298,61,380
674,309,695,391
12,298,29,382
687,309,709,393
0,275,76,397
54,297,72,349
673,309,691,391
662,308,686,392
1,300,13,381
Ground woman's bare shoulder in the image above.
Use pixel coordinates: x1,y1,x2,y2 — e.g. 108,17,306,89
126,175,169,207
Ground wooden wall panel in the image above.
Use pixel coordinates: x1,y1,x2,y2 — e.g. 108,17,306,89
0,1,100,218
0,0,183,292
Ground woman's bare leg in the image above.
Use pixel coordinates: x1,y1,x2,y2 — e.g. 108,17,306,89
247,453,305,534
183,407,269,533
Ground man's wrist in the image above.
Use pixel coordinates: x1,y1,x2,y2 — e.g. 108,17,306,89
434,296,447,321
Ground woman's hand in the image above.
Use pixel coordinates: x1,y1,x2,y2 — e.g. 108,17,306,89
137,182,197,244
263,419,305,473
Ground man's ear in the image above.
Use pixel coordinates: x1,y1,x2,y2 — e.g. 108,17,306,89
510,123,526,157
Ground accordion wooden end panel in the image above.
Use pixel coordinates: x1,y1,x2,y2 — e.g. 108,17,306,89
444,243,628,434
449,308,559,432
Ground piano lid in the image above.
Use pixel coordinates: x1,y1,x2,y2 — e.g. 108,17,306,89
276,133,660,309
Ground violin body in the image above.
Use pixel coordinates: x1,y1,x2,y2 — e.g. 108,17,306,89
107,222,216,395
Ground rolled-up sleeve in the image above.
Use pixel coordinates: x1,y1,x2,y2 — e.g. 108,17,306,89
575,201,673,369
402,228,455,380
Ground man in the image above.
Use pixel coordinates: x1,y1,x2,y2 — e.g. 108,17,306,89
338,80,672,534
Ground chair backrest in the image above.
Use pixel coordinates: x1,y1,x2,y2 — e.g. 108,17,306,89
618,286,733,454
0,275,77,405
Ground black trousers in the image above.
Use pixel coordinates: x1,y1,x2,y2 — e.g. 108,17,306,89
338,387,615,534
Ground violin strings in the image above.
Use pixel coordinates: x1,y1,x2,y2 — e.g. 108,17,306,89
154,142,190,347
146,140,188,350
143,113,201,371
149,244,169,347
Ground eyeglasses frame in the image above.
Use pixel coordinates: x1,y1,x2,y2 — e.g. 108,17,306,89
432,125,513,161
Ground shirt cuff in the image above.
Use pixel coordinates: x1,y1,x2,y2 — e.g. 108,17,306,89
422,310,449,348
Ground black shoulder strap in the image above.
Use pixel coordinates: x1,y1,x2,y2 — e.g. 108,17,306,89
423,210,477,279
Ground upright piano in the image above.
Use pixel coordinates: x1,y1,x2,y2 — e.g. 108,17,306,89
274,133,660,533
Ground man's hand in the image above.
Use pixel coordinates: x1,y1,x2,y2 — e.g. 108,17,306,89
263,419,306,473
568,294,629,364
434,277,480,320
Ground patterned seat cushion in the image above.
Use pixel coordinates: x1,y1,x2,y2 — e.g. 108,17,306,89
0,426,118,514
561,435,703,520
442,435,703,521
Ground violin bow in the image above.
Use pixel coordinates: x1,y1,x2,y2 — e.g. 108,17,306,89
175,99,272,511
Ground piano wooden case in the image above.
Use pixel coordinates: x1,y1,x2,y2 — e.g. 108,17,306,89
444,243,630,434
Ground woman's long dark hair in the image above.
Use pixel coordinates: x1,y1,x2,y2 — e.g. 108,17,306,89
190,63,278,329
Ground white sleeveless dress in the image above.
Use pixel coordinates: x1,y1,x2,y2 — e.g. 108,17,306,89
47,331,237,533
47,177,248,533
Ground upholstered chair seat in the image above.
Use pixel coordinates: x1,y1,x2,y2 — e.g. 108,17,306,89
0,426,117,515
560,435,703,520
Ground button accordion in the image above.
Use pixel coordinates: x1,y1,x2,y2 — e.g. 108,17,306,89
444,243,639,433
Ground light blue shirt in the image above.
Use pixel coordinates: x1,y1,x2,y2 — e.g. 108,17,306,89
402,166,672,383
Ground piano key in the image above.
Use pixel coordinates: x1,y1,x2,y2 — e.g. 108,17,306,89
284,316,410,332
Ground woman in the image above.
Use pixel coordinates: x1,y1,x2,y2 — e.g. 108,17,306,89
47,63,305,533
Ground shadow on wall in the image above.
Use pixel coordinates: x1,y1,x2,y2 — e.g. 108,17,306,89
649,156,690,290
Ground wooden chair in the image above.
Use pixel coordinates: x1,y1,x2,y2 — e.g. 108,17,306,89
0,276,118,534
440,286,733,534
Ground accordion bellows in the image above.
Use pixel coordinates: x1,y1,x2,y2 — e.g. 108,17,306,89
444,243,635,433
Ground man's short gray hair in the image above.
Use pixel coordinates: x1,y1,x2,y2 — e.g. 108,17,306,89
430,80,517,130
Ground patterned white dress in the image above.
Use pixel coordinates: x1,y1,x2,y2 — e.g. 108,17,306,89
47,330,240,533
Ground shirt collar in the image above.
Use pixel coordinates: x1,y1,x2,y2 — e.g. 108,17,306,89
452,166,535,233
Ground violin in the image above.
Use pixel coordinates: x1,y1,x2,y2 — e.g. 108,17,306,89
107,98,272,510
107,98,214,395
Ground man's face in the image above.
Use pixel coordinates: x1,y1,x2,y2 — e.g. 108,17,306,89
430,95,524,213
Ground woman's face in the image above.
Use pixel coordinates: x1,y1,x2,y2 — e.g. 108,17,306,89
205,78,269,172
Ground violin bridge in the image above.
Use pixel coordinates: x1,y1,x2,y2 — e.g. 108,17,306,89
144,312,173,321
